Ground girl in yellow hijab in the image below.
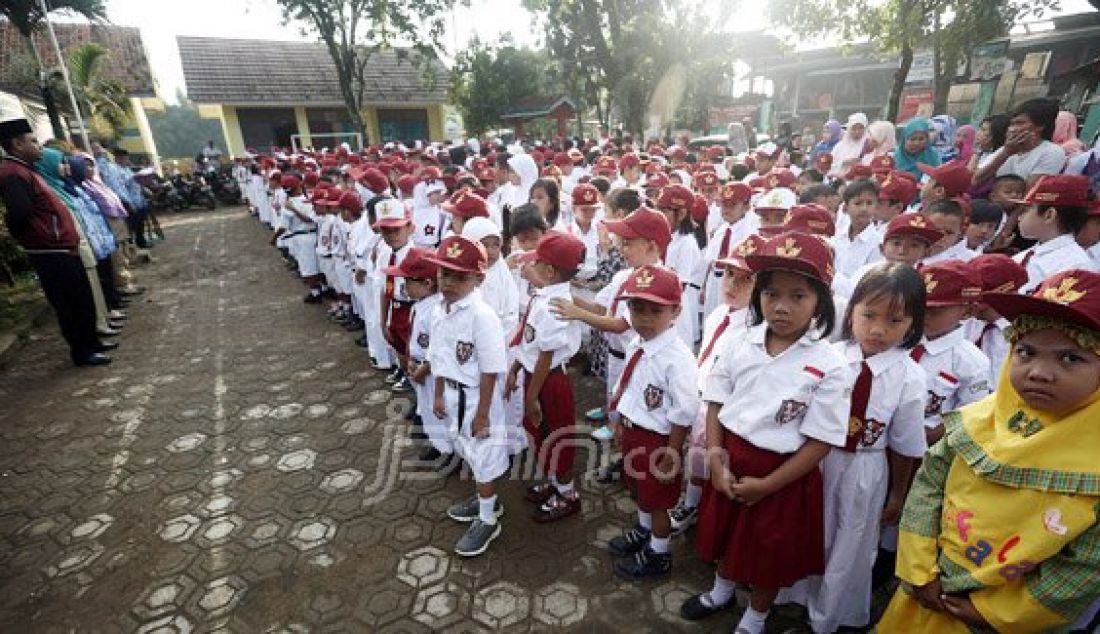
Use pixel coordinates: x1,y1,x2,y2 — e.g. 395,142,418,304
879,268,1100,633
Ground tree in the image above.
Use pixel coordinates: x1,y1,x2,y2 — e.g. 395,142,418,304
65,43,132,143
274,0,458,143
450,36,556,135
147,92,224,159
765,0,1058,120
0,0,108,140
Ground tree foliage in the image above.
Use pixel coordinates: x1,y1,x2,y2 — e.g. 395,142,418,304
146,92,224,160
521,0,737,138
274,0,460,142
450,37,558,135
765,0,1060,119
65,43,132,143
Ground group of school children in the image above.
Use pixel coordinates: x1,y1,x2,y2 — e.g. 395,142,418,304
234,134,1100,633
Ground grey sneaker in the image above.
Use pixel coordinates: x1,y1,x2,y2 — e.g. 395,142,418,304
446,496,504,523
454,519,501,557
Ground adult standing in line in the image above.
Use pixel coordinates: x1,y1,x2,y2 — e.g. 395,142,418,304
0,119,110,366
972,98,1067,187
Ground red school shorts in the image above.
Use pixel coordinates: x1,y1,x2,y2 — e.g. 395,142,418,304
522,368,576,481
621,421,682,512
386,303,412,356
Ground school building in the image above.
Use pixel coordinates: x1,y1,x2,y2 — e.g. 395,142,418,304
177,37,450,156
0,21,163,162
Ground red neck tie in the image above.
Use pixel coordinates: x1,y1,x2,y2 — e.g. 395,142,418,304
1020,250,1034,270
509,296,537,347
384,251,396,298
698,312,731,367
609,348,644,412
910,343,926,363
975,322,996,347
718,226,732,259
845,361,872,452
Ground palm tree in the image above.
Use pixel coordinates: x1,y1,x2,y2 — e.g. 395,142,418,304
0,0,109,140
66,42,132,143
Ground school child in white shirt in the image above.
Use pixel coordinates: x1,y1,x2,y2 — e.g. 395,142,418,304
671,234,762,536
505,231,587,523
916,161,973,206
374,198,417,391
963,199,1004,253
441,190,490,237
425,236,510,557
603,265,700,580
921,198,977,265
277,176,322,302
833,179,884,279
836,212,945,299
330,191,361,328
751,186,797,232
683,231,851,633
804,263,928,633
910,260,991,445
964,253,1028,386
383,248,448,462
565,183,601,299
1081,203,1100,270
314,187,343,301
701,182,755,320
654,184,703,348
1011,175,1095,292
412,178,449,249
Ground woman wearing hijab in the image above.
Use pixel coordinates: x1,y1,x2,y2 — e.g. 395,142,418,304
812,119,842,161
953,124,977,164
930,114,958,163
828,113,869,177
35,146,119,336
1054,111,1088,157
861,120,897,164
895,118,941,179
80,153,139,294
68,154,126,314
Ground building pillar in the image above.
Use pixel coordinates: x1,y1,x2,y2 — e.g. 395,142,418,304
362,106,380,145
426,104,444,142
294,106,312,151
556,112,567,138
128,97,162,174
216,105,246,157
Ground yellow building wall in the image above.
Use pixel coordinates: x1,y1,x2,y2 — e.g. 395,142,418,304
427,104,444,141
212,105,246,158
115,97,162,172
293,106,312,150
362,106,381,147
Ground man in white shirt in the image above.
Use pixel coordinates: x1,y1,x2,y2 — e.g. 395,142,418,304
972,98,1067,187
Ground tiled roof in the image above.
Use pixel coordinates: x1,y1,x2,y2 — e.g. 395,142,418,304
0,20,155,97
177,36,449,106
503,96,576,119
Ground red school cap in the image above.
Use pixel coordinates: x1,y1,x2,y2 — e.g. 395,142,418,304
603,207,672,251
883,213,944,245
615,264,682,306
1010,174,1091,207
382,246,439,279
745,231,835,286
920,259,984,307
442,190,490,219
572,183,600,207
983,269,1100,335
719,182,752,205
518,230,587,271
425,235,488,274
918,161,973,197
969,253,1028,295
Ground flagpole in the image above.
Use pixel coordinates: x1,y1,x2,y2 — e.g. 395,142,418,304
38,0,90,149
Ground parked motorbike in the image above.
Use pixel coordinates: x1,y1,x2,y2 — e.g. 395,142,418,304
172,174,217,211
207,169,242,206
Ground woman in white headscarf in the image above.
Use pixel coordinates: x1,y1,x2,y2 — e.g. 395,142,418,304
828,112,869,177
503,152,538,209
861,120,897,164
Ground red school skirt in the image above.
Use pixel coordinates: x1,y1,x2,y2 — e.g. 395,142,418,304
522,368,576,481
694,432,824,588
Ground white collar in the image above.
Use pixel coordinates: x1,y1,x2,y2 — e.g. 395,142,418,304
923,325,966,354
844,342,910,376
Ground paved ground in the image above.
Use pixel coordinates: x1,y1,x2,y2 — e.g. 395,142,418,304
0,208,807,632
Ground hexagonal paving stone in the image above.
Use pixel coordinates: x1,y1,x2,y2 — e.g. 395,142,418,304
275,449,317,473
319,468,363,494
197,515,243,546
303,404,330,419
240,404,273,420
339,418,374,436
203,494,236,516
166,433,208,453
135,614,193,634
650,580,697,625
270,403,303,419
132,575,197,621
159,514,201,543
195,575,247,618
396,546,450,589
532,582,587,627
411,582,470,630
69,513,114,541
288,517,337,551
45,541,104,578
354,587,412,627
205,469,243,490
472,581,530,629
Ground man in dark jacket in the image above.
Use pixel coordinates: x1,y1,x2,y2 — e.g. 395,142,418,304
0,118,110,366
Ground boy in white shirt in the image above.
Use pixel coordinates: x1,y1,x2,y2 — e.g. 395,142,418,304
1011,175,1095,292
921,198,977,265
701,182,755,320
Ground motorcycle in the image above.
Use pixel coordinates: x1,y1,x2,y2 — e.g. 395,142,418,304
207,168,242,206
172,174,217,211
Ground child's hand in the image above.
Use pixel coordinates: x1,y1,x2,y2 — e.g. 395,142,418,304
730,476,773,506
503,370,518,401
410,364,429,385
355,270,366,285
912,578,946,612
611,420,622,446
549,297,581,321
432,396,446,419
942,595,990,628
525,398,542,429
881,494,904,526
709,463,737,500
654,450,680,483
471,412,490,439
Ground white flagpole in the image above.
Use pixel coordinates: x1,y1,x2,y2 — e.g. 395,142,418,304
38,0,90,149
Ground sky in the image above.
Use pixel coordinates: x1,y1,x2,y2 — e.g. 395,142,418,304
95,0,1098,104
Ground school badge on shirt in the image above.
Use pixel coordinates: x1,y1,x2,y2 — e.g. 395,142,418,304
644,384,664,410
456,341,474,364
860,418,886,447
417,332,430,348
925,391,946,417
524,324,535,343
774,399,808,425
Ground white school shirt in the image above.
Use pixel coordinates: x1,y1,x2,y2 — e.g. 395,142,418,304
480,257,521,341
409,293,443,363
964,317,1011,386
666,232,704,347
835,342,927,457
696,306,750,393
921,240,976,266
411,204,450,249
833,222,883,279
703,323,851,453
315,214,336,256
564,220,600,281
1088,243,1100,271
285,195,316,232
373,241,413,304
594,267,636,354
349,216,376,272
912,326,991,429
428,289,508,387
614,328,700,435
514,282,584,373
1013,233,1093,293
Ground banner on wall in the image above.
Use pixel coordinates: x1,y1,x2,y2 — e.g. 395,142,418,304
898,88,935,122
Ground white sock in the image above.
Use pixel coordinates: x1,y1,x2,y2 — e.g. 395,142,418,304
478,494,498,524
309,287,320,296
735,606,768,634
685,483,703,508
637,510,653,530
704,573,736,607
549,474,560,488
555,479,574,495
650,535,669,554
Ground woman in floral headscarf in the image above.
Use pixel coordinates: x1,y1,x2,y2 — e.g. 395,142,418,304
811,119,842,162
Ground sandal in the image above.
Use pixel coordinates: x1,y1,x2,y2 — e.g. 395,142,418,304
524,483,555,504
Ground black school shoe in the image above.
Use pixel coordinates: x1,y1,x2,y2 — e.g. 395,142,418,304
608,524,650,557
680,592,733,621
613,546,671,580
